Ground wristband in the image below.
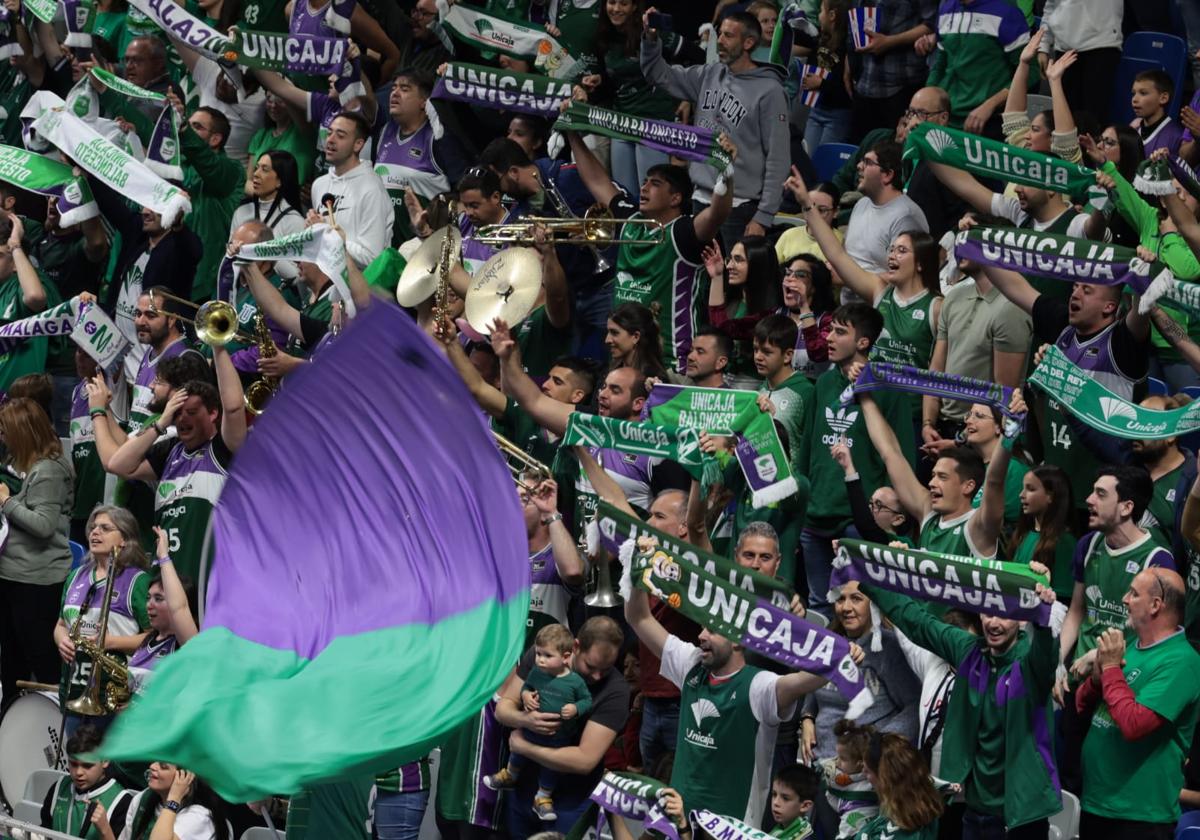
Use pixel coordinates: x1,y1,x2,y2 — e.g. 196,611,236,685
540,513,563,526
89,408,107,419
798,312,816,321
154,555,173,567
164,800,182,813
152,421,166,436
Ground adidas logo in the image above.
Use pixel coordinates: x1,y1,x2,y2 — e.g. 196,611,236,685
1099,397,1137,423
691,698,721,727
826,406,859,435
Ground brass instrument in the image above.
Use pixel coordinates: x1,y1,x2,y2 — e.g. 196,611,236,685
244,313,279,416
493,431,551,490
431,219,456,339
475,208,665,247
537,173,610,274
66,550,130,716
584,556,622,608
152,291,256,347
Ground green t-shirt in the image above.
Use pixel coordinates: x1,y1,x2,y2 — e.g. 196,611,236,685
1081,631,1200,823
522,666,592,736
1140,462,1186,552
516,305,573,381
854,815,938,840
871,287,938,423
919,508,994,560
286,776,373,840
1073,531,1175,659
92,10,131,57
181,128,244,301
0,271,63,391
804,366,915,532
759,369,815,482
247,123,318,185
0,62,32,149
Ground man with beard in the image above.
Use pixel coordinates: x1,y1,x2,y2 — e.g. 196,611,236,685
1056,465,1176,794
685,327,731,389
124,288,206,436
625,576,850,826
102,340,246,583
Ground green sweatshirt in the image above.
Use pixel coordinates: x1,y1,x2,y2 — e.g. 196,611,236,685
926,0,1032,125
1103,159,1200,364
523,666,593,738
759,368,816,481
863,584,1062,829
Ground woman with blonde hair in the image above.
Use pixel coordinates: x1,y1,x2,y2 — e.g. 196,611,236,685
0,397,74,706
52,505,153,730
858,733,943,839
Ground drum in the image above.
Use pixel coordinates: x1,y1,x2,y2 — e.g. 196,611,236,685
0,691,63,809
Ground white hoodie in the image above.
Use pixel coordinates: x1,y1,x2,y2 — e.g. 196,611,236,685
311,159,394,267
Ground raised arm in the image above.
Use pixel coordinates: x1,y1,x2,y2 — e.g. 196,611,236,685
1003,29,1042,118
577,446,636,518
926,161,998,217
152,527,198,644
212,345,247,452
775,670,833,716
440,326,507,418
966,428,1015,558
1162,189,1200,256
251,70,310,113
981,265,1039,316
533,478,584,586
493,319,574,436
784,166,884,302
243,262,302,338
8,216,45,312
693,137,736,242
624,581,669,660
685,476,714,552
533,228,570,330
349,4,401,81
858,391,930,521
564,128,619,208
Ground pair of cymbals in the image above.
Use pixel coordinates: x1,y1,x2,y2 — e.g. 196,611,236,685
395,225,462,307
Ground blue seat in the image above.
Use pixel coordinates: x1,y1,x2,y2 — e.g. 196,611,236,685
811,142,857,183
68,540,85,569
1110,56,1165,125
1147,376,1170,396
1122,31,1188,116
1183,385,1200,401
1177,808,1200,840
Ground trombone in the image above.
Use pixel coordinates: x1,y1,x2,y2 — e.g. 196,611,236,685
151,291,256,348
475,207,664,247
493,431,552,490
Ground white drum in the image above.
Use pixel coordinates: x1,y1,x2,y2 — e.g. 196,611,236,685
0,691,63,809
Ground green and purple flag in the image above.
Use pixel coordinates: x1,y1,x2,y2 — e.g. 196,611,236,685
98,303,530,801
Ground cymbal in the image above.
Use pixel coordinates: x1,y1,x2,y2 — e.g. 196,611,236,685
395,225,462,307
464,248,543,335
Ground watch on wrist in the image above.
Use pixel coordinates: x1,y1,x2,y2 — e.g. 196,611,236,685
165,800,182,813
541,513,563,526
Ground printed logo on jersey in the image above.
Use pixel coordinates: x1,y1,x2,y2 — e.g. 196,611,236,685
1100,397,1137,424
1126,560,1140,575
911,309,925,321
685,698,721,750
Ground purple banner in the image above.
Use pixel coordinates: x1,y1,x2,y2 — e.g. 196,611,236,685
845,362,1025,420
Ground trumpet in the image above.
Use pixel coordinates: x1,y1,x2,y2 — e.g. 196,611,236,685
537,173,610,274
66,549,130,716
493,431,552,490
475,207,664,247
152,291,256,347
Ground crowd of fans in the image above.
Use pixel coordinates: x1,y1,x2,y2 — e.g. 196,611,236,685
3,0,1200,838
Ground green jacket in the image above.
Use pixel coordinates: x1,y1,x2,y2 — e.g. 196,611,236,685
180,125,243,301
862,583,1062,829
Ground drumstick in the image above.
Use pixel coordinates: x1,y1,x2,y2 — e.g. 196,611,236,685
15,680,58,692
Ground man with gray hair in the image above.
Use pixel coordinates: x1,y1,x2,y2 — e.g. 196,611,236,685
734,521,782,580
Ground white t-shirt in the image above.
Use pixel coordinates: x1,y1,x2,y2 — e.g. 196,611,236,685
844,193,930,302
659,635,791,826
118,792,217,840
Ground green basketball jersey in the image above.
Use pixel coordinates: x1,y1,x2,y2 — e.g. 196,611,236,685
1039,398,1099,512
435,701,504,829
286,776,373,840
613,214,702,374
48,778,131,840
871,287,938,420
919,509,994,560
1140,462,1186,552
1074,531,1175,658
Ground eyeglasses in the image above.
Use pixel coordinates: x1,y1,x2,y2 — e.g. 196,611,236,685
812,204,835,215
904,107,947,121
1098,136,1120,148
867,499,902,516
860,157,882,169
89,523,118,534
783,268,812,279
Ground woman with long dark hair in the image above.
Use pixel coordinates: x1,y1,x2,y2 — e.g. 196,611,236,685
605,302,670,380
126,525,199,696
52,505,151,729
579,0,701,196
0,397,74,705
245,92,317,187
705,236,783,386
120,764,231,840
1011,465,1077,604
230,150,306,240
860,733,944,838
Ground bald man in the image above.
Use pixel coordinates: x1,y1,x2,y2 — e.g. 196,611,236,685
902,86,972,239
1075,568,1200,839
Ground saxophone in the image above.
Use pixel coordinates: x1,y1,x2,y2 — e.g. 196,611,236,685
244,312,279,416
66,550,131,715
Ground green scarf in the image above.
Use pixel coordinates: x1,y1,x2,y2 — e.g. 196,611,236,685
589,772,681,840
692,810,793,840
0,144,98,227
903,122,1098,202
1029,344,1200,438
644,385,797,507
771,815,815,840
438,3,580,79
561,412,704,476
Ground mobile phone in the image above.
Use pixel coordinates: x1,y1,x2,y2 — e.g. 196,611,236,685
648,12,673,31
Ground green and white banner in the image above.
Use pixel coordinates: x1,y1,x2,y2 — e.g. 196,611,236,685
32,106,191,226
0,145,98,227
437,1,580,79
91,66,164,101
1029,344,1200,439
561,412,704,475
235,224,353,315
0,296,130,375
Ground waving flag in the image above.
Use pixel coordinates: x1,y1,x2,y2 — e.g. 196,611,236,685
99,302,530,801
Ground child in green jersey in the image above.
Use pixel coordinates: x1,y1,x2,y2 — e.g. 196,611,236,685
820,720,879,839
41,725,133,840
484,624,593,822
768,764,819,839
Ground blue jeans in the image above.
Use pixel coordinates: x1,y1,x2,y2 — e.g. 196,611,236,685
800,526,860,617
803,106,853,155
609,139,670,199
373,789,430,840
638,696,680,774
506,786,594,837
508,729,568,794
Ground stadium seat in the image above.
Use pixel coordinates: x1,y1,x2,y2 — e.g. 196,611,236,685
240,828,279,840
1123,32,1188,117
16,769,67,826
811,143,857,183
1110,56,1168,126
1048,789,1080,840
1148,377,1170,396
1178,808,1200,838
68,540,85,569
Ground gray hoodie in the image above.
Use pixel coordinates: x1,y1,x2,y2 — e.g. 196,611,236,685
640,37,789,226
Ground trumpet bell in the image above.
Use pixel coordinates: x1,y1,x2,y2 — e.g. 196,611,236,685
65,691,107,716
493,431,552,489
193,300,240,347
